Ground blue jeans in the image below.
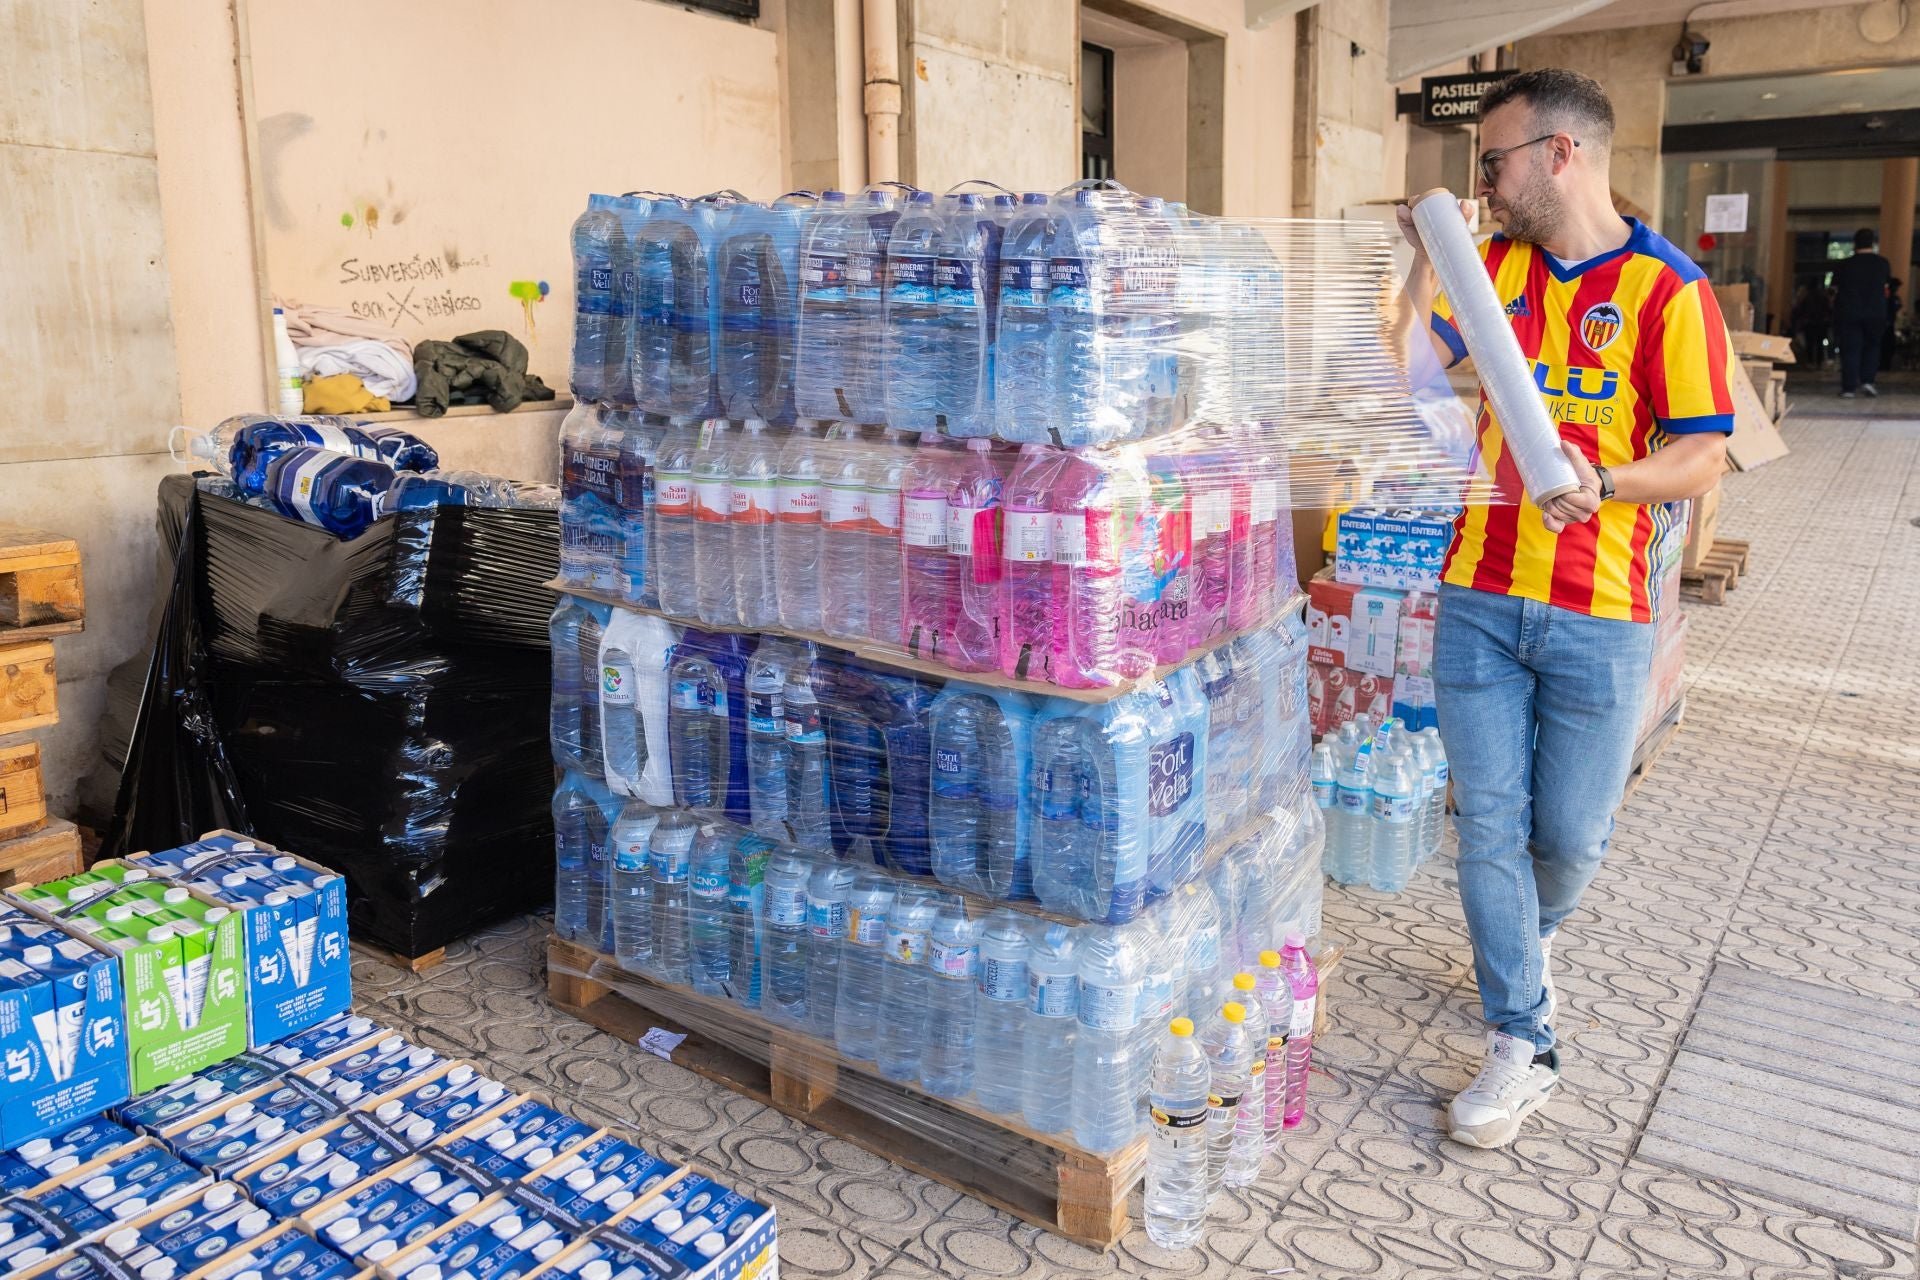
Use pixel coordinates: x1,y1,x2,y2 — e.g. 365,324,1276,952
1433,584,1654,1052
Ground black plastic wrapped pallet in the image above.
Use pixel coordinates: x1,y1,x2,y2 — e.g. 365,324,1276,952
107,475,560,957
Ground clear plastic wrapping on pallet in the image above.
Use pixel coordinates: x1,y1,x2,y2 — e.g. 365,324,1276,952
568,181,1510,509
548,593,1324,1172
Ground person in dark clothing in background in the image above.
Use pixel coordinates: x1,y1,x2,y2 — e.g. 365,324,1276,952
1831,227,1891,398
1884,279,1903,373
1790,280,1830,370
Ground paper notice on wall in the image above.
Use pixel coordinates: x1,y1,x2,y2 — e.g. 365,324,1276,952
1704,193,1749,234
638,1028,687,1059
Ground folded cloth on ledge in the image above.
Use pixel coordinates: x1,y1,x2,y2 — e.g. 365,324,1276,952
412,329,555,417
277,298,413,360
303,372,391,414
299,338,418,401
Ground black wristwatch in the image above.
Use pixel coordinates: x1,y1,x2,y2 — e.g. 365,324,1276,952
1594,465,1615,502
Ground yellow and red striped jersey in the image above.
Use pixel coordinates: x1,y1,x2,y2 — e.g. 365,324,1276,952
1431,217,1735,622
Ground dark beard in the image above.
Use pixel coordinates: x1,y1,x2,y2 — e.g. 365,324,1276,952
1495,171,1564,245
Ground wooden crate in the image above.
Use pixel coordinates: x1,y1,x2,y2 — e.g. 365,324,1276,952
547,935,1145,1249
0,525,83,637
0,817,83,891
0,641,58,736
0,740,47,842
1680,537,1750,606
350,939,448,975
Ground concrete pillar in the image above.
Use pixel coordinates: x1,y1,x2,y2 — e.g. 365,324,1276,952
1766,160,1792,336
1882,156,1917,306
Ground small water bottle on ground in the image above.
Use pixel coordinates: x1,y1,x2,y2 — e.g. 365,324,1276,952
1144,1017,1210,1251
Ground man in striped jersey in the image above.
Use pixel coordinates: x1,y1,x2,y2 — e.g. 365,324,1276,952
1396,68,1732,1149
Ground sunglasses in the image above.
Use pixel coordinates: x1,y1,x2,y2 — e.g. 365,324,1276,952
1478,134,1579,187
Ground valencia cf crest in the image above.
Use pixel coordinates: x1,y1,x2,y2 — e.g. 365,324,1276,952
1580,301,1623,352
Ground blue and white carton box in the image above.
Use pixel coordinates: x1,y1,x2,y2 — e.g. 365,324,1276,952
530,1175,777,1280
1334,509,1453,592
128,833,351,1048
0,911,131,1150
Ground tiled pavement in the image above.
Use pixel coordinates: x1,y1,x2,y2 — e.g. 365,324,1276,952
351,409,1920,1278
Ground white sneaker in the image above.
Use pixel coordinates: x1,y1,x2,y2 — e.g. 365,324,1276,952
1540,932,1557,1030
1447,1031,1560,1149
1863,383,1879,397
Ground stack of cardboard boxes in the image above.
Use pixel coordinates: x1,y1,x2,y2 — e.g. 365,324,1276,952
1308,509,1450,736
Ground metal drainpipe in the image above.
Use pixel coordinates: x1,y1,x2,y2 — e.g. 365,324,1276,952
862,0,901,185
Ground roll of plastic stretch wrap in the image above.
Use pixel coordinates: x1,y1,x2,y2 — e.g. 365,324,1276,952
1411,189,1580,505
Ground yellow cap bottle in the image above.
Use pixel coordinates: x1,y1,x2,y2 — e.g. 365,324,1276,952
1232,972,1257,994
1169,1017,1194,1037
1259,949,1282,969
1222,1002,1246,1023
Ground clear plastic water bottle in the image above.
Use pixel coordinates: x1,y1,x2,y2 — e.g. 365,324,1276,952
688,825,733,998
1280,934,1319,1128
745,642,793,840
1223,974,1267,1187
609,803,660,972
1129,912,1183,1116
1071,925,1141,1153
775,419,827,633
549,603,588,771
1419,727,1449,862
558,403,621,591
783,654,833,854
729,418,780,628
1199,1002,1255,1203
973,910,1030,1116
883,191,943,432
613,413,662,603
804,859,854,1041
1327,741,1373,885
1001,444,1060,681
570,194,623,402
1310,742,1336,817
258,448,393,537
819,422,871,642
1056,451,1133,688
1031,723,1087,912
670,659,715,814
552,786,594,942
921,899,979,1100
865,427,914,647
928,695,982,888
936,193,999,438
795,190,852,421
760,851,811,1030
1144,1017,1211,1250
728,833,772,1010
1022,923,1078,1134
901,433,959,662
599,634,641,794
691,419,737,626
994,193,1055,442
1368,747,1418,893
1180,881,1231,1017
978,694,1034,901
834,870,895,1061
649,811,696,986
842,188,902,423
875,886,939,1085
945,437,1005,673
1255,948,1293,1150
650,417,702,619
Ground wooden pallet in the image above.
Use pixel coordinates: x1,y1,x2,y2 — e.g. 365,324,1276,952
0,525,84,638
0,640,58,737
350,939,448,975
1622,696,1685,807
546,934,1146,1248
0,740,46,842
1680,537,1750,606
0,816,83,890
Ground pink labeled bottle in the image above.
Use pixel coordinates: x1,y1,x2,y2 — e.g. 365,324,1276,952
944,437,1005,673
901,433,960,662
1054,450,1132,688
1130,455,1192,667
1183,450,1234,651
1241,423,1285,628
1279,932,1319,1128
1001,444,1063,683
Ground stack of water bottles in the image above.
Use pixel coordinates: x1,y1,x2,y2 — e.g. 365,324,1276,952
1314,713,1449,893
174,414,555,539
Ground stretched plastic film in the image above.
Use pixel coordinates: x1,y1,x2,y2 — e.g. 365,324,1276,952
1410,189,1578,504
568,182,1504,509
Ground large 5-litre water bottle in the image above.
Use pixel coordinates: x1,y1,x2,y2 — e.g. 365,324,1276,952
730,418,780,628
834,871,894,1061
922,899,979,1100
258,448,393,537
876,887,939,1085
1022,923,1078,1134
994,193,1055,441
819,422,871,642
1001,444,1061,682
805,859,854,1041
649,810,697,986
928,693,983,888
901,434,959,662
729,833,773,1010
775,420,827,633
761,851,811,1029
1199,1002,1256,1202
688,825,733,998
559,403,621,591
570,194,624,402
599,609,675,805
1368,747,1418,893
1144,1018,1211,1250
745,642,793,840
937,193,1000,438
609,803,660,972
865,427,914,646
973,910,1030,1115
552,785,595,942
883,191,943,432
550,602,590,772
1071,925,1142,1153
783,653,833,853
843,188,902,423
945,437,1005,673
795,190,852,421
598,626,642,789
691,419,737,625
613,412,663,603
717,197,812,423
1280,934,1319,1128
650,417,702,618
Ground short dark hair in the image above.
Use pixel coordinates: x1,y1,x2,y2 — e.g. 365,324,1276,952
1854,227,1877,250
1480,68,1615,153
